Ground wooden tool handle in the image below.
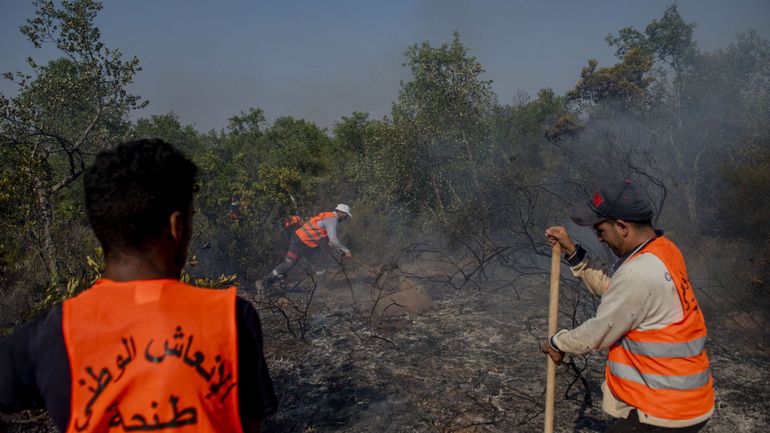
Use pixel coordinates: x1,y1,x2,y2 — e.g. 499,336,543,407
545,243,561,433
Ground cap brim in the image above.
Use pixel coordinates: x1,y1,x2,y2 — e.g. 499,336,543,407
569,201,607,226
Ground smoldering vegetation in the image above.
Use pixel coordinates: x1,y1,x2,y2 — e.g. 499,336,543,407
2,2,769,432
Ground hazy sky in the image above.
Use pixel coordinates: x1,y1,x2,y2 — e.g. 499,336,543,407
1,1,769,132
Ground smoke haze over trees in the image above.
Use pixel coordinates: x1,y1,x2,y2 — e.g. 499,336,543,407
1,1,769,432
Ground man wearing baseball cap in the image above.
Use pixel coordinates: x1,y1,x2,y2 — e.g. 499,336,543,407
543,179,713,432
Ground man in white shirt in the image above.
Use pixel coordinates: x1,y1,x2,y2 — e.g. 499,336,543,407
543,180,713,432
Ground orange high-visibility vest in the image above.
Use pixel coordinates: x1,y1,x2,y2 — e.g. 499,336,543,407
62,279,243,433
605,236,714,421
295,211,337,248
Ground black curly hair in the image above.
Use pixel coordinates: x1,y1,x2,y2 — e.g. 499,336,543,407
84,139,198,255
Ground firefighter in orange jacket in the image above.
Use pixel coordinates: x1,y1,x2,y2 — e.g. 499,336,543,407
543,180,713,432
0,139,277,432
263,204,352,290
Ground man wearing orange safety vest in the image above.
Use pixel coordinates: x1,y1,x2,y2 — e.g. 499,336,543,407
0,139,277,432
543,180,713,432
263,204,352,290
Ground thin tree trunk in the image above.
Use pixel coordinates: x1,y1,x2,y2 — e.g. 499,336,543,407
33,175,59,287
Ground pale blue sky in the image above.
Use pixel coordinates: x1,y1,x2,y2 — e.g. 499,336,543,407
1,1,768,132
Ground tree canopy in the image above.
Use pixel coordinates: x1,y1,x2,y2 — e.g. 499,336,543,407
2,1,768,336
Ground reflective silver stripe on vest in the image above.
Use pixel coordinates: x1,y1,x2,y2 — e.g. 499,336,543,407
300,226,320,242
608,361,711,390
619,336,707,358
300,223,326,242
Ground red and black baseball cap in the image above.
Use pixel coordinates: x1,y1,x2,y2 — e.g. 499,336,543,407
569,179,653,226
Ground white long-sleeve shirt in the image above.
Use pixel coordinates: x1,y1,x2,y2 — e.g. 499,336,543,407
553,251,683,354
315,215,350,254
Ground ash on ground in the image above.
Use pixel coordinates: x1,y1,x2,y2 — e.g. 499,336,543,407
243,265,770,433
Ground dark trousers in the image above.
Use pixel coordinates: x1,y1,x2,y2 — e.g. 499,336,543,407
607,410,708,433
274,234,315,275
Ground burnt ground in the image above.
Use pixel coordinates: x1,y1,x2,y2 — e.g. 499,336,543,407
244,264,770,433
3,258,766,433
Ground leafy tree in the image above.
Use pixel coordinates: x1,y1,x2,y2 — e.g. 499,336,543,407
366,32,495,225
559,5,770,239
262,116,332,178
0,0,144,289
332,111,371,157
606,4,698,77
145,110,328,284
227,107,267,139
566,47,654,111
128,112,202,152
329,111,388,204
721,136,770,241
492,89,568,175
